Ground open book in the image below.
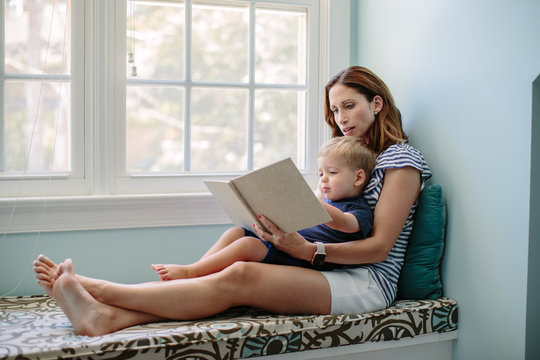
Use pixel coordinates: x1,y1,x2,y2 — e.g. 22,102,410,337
205,158,331,234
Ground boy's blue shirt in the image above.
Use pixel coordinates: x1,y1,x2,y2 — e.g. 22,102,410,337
298,194,373,243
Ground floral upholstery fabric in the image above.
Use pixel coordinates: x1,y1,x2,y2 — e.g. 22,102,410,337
0,295,457,360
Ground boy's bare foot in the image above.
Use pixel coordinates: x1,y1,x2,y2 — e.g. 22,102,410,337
33,254,59,297
151,264,192,280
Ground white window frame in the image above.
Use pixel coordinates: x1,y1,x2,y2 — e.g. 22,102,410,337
0,1,88,197
0,0,349,234
114,0,317,195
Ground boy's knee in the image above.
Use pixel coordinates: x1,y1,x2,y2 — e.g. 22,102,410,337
238,235,263,247
225,227,245,238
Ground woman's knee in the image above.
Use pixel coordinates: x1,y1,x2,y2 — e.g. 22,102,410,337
219,261,261,287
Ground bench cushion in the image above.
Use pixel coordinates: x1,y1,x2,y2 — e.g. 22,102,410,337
0,295,457,359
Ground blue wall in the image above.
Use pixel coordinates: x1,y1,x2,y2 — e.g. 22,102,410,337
0,225,230,296
351,0,540,359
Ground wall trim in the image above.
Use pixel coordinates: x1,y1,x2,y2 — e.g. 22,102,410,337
0,194,231,234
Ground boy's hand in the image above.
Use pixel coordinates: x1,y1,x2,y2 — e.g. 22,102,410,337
254,215,315,262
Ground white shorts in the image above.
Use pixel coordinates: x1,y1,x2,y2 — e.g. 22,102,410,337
321,267,387,315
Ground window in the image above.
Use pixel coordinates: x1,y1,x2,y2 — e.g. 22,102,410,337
0,0,350,233
1,0,85,197
117,0,318,194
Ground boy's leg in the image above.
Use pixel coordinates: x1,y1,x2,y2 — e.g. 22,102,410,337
201,227,246,259
152,227,247,280
154,236,269,280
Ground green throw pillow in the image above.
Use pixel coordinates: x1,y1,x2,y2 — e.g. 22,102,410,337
397,184,446,300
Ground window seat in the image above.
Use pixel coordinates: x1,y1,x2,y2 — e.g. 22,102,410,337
0,295,457,360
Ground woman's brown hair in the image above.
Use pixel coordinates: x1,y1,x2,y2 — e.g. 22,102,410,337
324,66,408,154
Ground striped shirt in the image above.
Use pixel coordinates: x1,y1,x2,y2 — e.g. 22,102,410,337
361,143,432,306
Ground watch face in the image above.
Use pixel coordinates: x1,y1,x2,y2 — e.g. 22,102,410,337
313,253,326,267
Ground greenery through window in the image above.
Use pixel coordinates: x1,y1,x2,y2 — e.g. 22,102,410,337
125,0,308,174
0,0,321,200
1,0,73,176
0,0,340,231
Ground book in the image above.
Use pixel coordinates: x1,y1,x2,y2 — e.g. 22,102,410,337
204,158,331,234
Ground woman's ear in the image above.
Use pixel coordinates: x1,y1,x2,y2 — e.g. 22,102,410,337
373,95,384,114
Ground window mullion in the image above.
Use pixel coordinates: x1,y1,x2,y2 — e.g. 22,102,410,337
71,1,85,181
0,1,4,173
89,0,116,195
184,0,192,171
247,2,256,171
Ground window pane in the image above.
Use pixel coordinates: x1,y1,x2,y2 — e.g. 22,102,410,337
126,86,184,172
192,2,248,82
122,1,311,179
127,1,184,80
254,90,303,168
5,0,71,75
255,6,306,84
4,81,71,172
191,88,247,171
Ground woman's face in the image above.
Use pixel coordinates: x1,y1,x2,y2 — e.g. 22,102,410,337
328,84,382,139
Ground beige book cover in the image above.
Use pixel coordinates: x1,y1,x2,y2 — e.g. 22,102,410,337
204,158,331,234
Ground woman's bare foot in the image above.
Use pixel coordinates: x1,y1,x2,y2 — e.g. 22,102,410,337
32,254,136,309
52,259,161,336
33,254,59,297
151,264,192,280
51,259,118,335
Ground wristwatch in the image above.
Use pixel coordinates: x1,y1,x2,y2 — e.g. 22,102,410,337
311,242,326,266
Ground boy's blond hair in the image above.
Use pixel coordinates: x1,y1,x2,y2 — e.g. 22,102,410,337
318,137,376,182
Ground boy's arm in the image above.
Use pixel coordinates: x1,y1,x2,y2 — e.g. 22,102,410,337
320,200,361,233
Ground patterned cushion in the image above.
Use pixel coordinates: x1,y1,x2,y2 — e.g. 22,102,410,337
0,295,457,359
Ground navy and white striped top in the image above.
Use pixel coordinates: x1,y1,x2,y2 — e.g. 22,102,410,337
361,143,432,306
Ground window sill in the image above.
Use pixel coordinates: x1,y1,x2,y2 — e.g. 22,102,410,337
0,193,231,234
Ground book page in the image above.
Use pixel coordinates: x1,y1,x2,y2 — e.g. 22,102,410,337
204,180,261,231
231,158,331,233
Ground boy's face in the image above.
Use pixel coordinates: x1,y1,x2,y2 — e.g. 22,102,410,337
317,153,363,201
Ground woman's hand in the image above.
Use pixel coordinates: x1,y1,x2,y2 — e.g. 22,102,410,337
254,215,316,262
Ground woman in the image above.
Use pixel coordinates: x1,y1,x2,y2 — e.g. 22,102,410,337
33,66,431,336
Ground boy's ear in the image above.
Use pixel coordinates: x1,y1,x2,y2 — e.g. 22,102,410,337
354,169,366,187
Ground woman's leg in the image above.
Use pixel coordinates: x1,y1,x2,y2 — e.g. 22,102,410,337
152,236,268,280
34,254,167,296
37,256,331,335
81,260,331,318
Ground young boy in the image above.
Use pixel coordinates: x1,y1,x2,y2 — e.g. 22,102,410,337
152,136,376,280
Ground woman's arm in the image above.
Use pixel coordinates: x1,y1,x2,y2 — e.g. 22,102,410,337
256,167,421,264
320,200,360,233
325,167,421,264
